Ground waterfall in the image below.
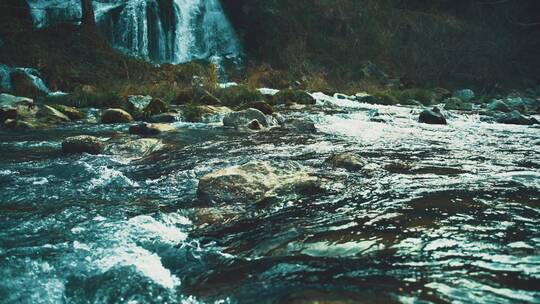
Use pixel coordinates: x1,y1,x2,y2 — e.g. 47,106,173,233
26,0,242,64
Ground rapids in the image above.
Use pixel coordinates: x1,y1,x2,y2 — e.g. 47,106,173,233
0,95,539,303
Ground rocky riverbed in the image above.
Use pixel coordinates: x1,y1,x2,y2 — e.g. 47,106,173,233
1,89,539,303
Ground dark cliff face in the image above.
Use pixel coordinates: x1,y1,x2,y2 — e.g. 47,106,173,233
221,0,540,88
0,0,33,34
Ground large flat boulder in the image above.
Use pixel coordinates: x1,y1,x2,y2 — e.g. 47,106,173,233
197,161,321,204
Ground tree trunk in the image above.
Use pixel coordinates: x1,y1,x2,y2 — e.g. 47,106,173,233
81,0,96,31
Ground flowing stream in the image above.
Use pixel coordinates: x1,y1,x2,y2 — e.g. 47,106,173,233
1,95,539,303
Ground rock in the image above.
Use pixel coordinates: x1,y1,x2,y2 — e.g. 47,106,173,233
223,108,271,129
129,122,175,135
197,91,222,105
101,108,134,124
147,112,178,123
280,118,317,133
444,97,473,111
487,99,511,113
127,95,152,111
326,153,366,171
496,111,538,125
62,135,103,154
419,107,447,125
10,70,47,99
273,89,316,105
244,101,274,115
0,93,33,107
359,61,389,84
51,104,86,120
433,87,452,100
104,135,163,158
504,97,529,113
246,119,264,130
197,161,321,204
2,119,35,130
143,98,168,116
173,89,192,105
453,89,475,101
0,107,17,122
35,105,70,123
400,99,423,106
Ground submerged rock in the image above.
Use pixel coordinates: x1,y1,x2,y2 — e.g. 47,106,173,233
62,135,104,154
104,135,163,158
280,118,317,133
326,153,367,171
129,122,175,135
147,112,178,123
419,107,447,125
197,161,321,204
101,108,134,124
223,108,272,129
496,111,538,125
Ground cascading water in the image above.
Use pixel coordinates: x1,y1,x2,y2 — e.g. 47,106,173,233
26,0,242,64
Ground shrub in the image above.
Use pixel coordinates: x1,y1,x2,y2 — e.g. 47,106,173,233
182,103,204,122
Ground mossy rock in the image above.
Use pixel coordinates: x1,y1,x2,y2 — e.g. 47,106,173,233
101,108,134,124
215,85,264,108
51,104,86,120
143,98,168,117
272,89,315,105
444,97,473,111
62,135,103,154
241,101,274,115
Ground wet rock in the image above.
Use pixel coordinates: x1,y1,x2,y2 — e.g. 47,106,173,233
147,112,178,123
487,99,511,113
2,119,35,130
453,89,475,101
244,101,274,115
104,135,163,158
35,105,70,123
101,108,134,124
0,93,33,107
0,107,17,122
143,98,168,116
247,119,264,130
326,153,366,171
496,111,538,125
223,108,271,129
280,118,317,133
197,161,321,204
10,70,46,99
419,107,447,125
273,89,316,105
129,122,175,135
444,97,473,111
62,135,103,154
51,104,85,120
385,161,414,174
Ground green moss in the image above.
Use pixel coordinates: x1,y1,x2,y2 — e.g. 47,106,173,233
214,85,264,108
